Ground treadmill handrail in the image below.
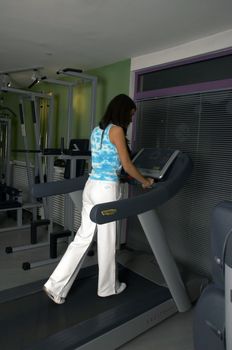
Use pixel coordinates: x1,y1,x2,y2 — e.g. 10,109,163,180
90,152,193,224
31,175,88,198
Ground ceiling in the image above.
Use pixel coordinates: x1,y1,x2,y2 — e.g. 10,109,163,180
1,0,232,85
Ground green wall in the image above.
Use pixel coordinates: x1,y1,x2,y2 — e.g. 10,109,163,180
0,58,131,162
72,58,131,139
53,58,131,143
88,58,131,124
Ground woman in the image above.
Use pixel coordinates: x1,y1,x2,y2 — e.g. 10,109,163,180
44,94,154,304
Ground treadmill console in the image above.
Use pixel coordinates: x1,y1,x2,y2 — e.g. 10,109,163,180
132,148,180,180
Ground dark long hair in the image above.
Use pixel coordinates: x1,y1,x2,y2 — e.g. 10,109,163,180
99,94,136,131
98,94,136,150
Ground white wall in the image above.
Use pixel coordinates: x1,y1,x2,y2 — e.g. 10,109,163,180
131,28,232,72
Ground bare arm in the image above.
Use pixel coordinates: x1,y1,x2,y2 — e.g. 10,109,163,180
110,126,154,188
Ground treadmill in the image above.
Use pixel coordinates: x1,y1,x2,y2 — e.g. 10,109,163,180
0,148,193,350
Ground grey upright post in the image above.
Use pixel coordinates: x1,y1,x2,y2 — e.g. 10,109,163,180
66,85,73,148
6,118,11,185
90,77,97,132
30,96,48,218
47,95,54,149
19,99,34,202
0,117,12,186
138,209,191,312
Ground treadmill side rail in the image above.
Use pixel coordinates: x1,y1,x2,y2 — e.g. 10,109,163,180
76,299,177,350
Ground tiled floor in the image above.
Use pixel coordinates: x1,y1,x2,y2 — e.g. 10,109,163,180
0,213,66,290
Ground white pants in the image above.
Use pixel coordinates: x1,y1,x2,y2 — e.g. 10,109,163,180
44,178,121,298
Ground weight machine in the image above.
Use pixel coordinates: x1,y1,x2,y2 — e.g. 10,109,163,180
2,69,98,269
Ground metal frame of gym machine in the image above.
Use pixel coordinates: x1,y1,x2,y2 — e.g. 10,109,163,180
43,70,97,234
21,69,97,269
0,115,11,186
0,86,53,236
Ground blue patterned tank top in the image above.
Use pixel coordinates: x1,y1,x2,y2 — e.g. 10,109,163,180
89,124,121,182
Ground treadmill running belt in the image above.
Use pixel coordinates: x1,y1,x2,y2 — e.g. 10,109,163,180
0,267,171,350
